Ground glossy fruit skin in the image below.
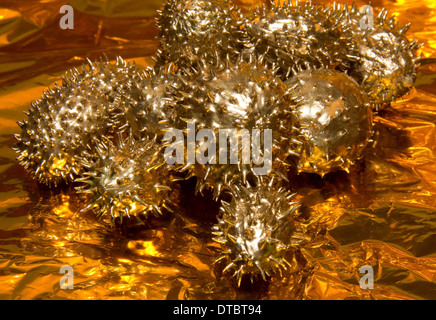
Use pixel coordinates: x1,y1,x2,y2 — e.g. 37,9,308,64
285,68,373,176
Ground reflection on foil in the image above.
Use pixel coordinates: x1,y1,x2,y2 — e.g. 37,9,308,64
0,0,436,300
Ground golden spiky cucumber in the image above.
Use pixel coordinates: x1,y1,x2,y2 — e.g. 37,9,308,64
285,68,373,176
76,134,174,224
14,56,142,186
243,0,353,80
163,55,302,198
330,2,422,107
213,177,305,286
155,0,247,70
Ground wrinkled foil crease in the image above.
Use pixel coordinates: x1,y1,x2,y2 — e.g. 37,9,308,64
0,0,435,300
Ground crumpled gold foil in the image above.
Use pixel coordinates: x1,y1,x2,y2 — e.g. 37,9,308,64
0,0,435,300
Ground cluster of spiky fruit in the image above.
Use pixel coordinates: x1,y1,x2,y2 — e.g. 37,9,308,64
241,1,422,109
14,0,421,286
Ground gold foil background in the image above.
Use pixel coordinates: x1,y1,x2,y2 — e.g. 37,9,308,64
0,0,435,300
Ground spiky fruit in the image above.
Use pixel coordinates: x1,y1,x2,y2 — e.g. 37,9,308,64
155,0,247,70
113,63,183,140
213,177,305,286
332,2,422,107
76,134,174,224
14,56,142,186
243,0,353,81
285,68,373,176
163,55,302,198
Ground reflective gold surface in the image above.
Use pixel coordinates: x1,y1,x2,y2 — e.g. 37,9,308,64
0,0,436,300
